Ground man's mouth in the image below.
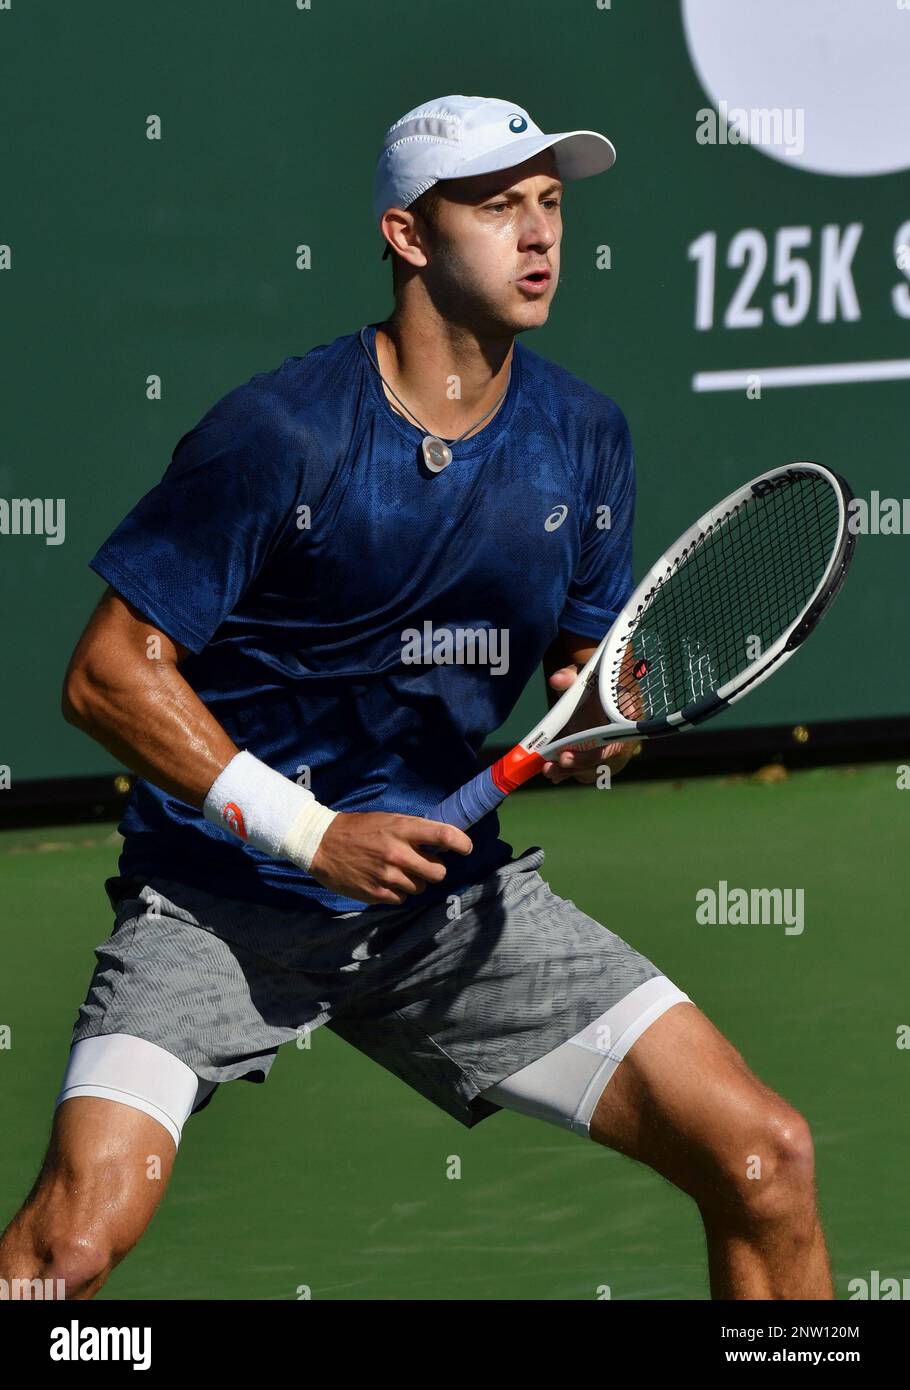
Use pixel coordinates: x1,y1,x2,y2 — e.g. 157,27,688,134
516,269,551,294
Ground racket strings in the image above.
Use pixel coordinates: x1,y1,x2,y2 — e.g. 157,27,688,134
613,475,841,720
657,484,832,704
700,480,830,677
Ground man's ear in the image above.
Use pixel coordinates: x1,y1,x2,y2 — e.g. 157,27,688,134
380,208,431,271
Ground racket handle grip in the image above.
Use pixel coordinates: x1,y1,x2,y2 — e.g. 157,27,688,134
429,767,507,830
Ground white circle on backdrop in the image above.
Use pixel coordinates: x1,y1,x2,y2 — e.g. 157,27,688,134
681,0,910,177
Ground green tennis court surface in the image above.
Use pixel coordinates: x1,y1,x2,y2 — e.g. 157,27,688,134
1,763,906,1300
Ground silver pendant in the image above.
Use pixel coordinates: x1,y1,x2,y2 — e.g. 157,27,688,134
422,435,453,473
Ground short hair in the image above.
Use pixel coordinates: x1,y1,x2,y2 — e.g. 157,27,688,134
388,183,447,291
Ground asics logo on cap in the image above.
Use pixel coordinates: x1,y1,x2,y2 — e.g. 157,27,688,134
508,113,529,133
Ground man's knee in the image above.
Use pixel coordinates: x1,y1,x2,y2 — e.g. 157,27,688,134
1,1192,119,1298
30,1219,117,1297
704,1102,817,1224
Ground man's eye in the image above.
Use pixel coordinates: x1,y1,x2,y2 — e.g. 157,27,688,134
485,203,509,213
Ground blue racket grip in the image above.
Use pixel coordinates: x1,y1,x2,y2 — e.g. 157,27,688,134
429,767,507,830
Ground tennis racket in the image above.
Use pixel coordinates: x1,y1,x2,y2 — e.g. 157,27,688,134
431,461,855,830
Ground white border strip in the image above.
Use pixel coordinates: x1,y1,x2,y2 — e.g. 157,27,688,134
692,359,910,392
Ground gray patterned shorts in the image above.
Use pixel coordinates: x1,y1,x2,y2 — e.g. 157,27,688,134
72,846,666,1128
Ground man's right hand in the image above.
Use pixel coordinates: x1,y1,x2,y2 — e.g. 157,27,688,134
309,812,473,906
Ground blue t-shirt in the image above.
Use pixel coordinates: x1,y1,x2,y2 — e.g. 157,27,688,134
91,324,635,913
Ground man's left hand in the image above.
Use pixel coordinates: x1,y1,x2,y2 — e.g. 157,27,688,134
541,663,638,785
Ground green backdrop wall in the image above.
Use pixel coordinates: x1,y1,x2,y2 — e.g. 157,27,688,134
1,0,907,781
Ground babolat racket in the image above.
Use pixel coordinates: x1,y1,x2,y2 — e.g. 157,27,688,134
431,461,855,830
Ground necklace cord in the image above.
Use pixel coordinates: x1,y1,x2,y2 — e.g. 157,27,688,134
358,327,511,446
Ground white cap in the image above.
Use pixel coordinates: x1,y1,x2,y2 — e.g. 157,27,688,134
372,94,616,225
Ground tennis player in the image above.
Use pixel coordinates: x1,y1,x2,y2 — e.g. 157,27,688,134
0,95,832,1300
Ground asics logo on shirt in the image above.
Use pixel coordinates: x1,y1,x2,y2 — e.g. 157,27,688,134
544,504,569,532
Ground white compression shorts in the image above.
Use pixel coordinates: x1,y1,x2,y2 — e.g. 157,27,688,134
56,1034,217,1152
56,976,690,1150
481,976,691,1135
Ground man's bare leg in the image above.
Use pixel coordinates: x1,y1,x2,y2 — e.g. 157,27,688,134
589,1002,832,1299
0,1098,175,1299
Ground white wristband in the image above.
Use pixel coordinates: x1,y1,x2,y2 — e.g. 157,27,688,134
202,750,338,873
